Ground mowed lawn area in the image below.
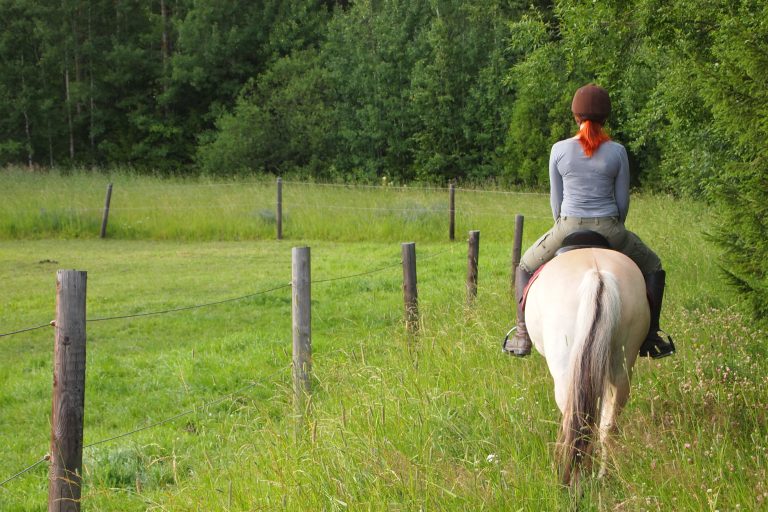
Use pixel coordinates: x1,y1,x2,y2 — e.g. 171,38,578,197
1,170,766,511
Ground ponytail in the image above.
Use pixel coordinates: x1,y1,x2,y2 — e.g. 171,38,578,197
577,120,611,157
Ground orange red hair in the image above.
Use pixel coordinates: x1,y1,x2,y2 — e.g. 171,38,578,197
576,120,611,157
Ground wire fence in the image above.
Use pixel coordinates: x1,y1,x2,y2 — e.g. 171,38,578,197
282,180,547,196
0,243,460,494
12,202,551,219
5,179,548,217
1,246,456,339
1,180,495,501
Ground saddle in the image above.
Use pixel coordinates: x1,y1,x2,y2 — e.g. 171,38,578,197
554,230,611,256
522,230,614,309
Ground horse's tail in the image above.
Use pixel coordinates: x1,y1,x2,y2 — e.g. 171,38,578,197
557,269,621,486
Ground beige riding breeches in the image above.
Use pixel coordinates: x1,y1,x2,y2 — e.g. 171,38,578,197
520,216,662,275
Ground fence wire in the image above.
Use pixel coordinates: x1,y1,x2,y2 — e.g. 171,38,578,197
11,203,551,219
0,283,292,338
87,283,293,323
0,366,287,489
0,323,51,338
0,456,49,489
84,366,286,449
2,246,456,338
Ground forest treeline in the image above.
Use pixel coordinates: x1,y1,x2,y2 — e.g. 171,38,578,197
1,0,766,320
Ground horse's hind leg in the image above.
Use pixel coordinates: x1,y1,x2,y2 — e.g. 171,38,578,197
598,378,630,479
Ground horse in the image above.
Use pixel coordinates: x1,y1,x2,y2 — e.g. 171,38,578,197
524,247,650,486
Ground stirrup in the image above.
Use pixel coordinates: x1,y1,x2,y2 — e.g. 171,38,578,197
639,331,676,359
502,327,531,357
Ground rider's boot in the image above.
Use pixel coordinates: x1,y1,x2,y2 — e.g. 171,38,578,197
639,269,676,358
504,266,534,357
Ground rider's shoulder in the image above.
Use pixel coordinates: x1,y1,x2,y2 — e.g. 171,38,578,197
602,140,628,157
551,138,579,153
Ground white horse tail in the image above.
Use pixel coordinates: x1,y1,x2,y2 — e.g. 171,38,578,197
557,269,621,486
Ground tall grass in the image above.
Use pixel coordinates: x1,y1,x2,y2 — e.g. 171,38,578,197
0,168,552,242
1,168,766,510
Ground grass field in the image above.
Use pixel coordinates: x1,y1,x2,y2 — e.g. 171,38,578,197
1,168,766,510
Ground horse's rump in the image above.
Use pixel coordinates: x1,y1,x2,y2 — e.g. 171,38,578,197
525,249,649,485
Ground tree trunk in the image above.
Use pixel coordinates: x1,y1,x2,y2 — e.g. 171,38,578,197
161,0,169,74
88,3,95,160
23,110,33,168
20,57,34,168
65,68,74,160
48,125,54,167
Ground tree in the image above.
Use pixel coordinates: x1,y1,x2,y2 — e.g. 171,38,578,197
197,50,337,176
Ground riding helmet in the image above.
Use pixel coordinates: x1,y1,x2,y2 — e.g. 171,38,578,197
571,84,611,124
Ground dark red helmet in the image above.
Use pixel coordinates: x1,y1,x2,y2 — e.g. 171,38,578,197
571,84,611,124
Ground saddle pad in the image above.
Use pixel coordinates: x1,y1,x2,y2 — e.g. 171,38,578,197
520,265,546,312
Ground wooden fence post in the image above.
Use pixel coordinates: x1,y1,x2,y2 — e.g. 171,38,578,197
292,247,311,416
448,183,455,241
99,183,112,239
402,242,419,333
511,214,524,295
276,177,283,240
467,230,480,304
49,270,87,512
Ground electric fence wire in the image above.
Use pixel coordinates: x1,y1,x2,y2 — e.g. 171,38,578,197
281,180,449,192
312,245,455,285
87,283,293,323
44,178,547,196
0,366,287,489
1,246,455,338
0,323,51,338
84,366,286,449
0,283,293,338
283,180,548,196
0,456,49,489
13,203,552,220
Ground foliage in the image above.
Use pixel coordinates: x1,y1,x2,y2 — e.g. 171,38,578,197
697,0,768,323
0,0,331,172
197,50,337,176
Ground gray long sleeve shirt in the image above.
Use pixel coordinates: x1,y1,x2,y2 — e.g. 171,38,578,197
549,138,630,222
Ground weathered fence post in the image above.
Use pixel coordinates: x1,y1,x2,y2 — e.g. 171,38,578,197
448,183,455,241
276,177,283,240
511,214,524,296
402,242,419,333
99,183,112,239
467,230,480,304
292,247,311,417
49,270,87,512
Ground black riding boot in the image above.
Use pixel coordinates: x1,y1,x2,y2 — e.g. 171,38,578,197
639,269,676,358
503,266,534,357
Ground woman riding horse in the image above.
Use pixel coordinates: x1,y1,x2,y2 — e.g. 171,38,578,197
505,84,674,359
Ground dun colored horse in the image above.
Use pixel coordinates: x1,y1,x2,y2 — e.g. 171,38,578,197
525,248,649,486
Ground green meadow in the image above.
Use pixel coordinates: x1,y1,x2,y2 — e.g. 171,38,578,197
1,169,766,510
